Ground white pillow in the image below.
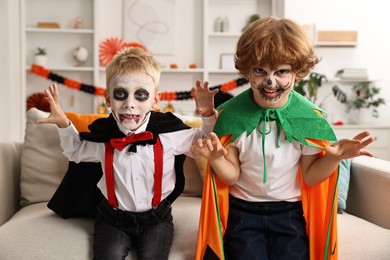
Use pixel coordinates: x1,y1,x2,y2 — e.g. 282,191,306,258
20,108,68,206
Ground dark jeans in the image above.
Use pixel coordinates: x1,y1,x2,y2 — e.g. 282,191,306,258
224,196,309,260
93,198,173,260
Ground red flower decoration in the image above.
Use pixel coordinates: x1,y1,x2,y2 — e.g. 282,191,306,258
99,37,127,66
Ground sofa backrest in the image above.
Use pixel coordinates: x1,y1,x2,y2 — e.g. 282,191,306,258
20,108,69,206
0,142,22,225
347,156,390,229
182,157,203,197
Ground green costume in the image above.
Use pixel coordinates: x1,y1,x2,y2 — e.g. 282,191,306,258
196,88,340,260
214,88,337,182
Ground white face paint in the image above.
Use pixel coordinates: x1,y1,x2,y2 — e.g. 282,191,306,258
105,73,159,131
249,65,295,108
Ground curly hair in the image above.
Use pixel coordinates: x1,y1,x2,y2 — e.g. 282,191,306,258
235,16,320,80
105,47,161,89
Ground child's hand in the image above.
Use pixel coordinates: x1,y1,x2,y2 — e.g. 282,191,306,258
325,131,376,160
191,80,219,117
190,132,227,160
36,84,70,128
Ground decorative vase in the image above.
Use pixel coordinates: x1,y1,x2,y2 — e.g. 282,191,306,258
34,55,48,66
73,46,89,66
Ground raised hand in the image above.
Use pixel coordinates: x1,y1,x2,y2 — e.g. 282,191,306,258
190,132,227,160
36,84,70,128
325,131,376,159
191,80,219,117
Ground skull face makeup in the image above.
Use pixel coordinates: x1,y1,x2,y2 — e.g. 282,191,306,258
249,65,295,108
105,73,159,131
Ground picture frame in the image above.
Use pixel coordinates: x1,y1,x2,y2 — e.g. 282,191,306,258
220,53,235,69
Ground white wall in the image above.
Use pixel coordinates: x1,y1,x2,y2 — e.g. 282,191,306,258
320,0,389,125
0,0,11,142
0,1,8,136
2,0,389,142
285,0,390,125
0,0,23,142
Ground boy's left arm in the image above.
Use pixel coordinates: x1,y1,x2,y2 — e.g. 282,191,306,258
301,131,376,186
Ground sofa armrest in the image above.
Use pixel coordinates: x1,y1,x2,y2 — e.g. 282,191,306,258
346,156,390,229
0,142,22,225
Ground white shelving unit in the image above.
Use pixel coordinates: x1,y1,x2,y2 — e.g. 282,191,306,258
20,0,287,115
20,0,99,114
202,0,285,85
328,78,376,83
315,41,358,47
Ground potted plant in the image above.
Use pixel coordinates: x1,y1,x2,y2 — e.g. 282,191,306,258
34,47,48,66
333,82,385,123
242,14,260,31
294,72,327,103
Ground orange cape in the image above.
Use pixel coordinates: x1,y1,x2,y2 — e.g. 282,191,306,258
195,136,339,260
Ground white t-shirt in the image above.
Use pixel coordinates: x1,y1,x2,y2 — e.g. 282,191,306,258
229,121,322,202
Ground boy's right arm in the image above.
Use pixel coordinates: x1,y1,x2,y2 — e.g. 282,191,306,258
36,84,101,163
36,83,70,128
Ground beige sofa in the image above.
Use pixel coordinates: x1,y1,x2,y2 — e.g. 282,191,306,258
0,108,390,259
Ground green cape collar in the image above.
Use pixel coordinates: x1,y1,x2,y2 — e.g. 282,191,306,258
214,88,336,146
213,88,336,183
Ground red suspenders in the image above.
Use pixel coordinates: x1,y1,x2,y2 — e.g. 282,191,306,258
104,133,163,208
151,137,163,208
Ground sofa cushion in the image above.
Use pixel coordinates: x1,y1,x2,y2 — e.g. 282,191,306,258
64,111,108,132
20,108,69,206
0,197,202,259
20,109,107,207
182,157,204,197
337,158,352,211
337,212,390,258
0,203,94,260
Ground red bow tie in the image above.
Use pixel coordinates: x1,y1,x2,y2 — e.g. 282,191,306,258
110,131,154,151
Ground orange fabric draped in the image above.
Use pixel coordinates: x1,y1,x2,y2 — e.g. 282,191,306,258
195,137,339,260
300,139,339,260
195,135,231,260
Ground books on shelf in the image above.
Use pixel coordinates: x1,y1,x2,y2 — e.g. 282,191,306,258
335,68,369,80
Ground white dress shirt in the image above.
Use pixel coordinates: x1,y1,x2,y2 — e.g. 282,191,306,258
58,111,216,212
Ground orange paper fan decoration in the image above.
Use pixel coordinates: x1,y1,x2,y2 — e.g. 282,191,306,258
99,37,127,66
26,92,50,112
124,42,148,53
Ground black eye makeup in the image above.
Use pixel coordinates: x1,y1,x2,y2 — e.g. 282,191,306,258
275,69,292,77
113,88,129,101
252,67,267,75
112,87,150,102
134,88,150,102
